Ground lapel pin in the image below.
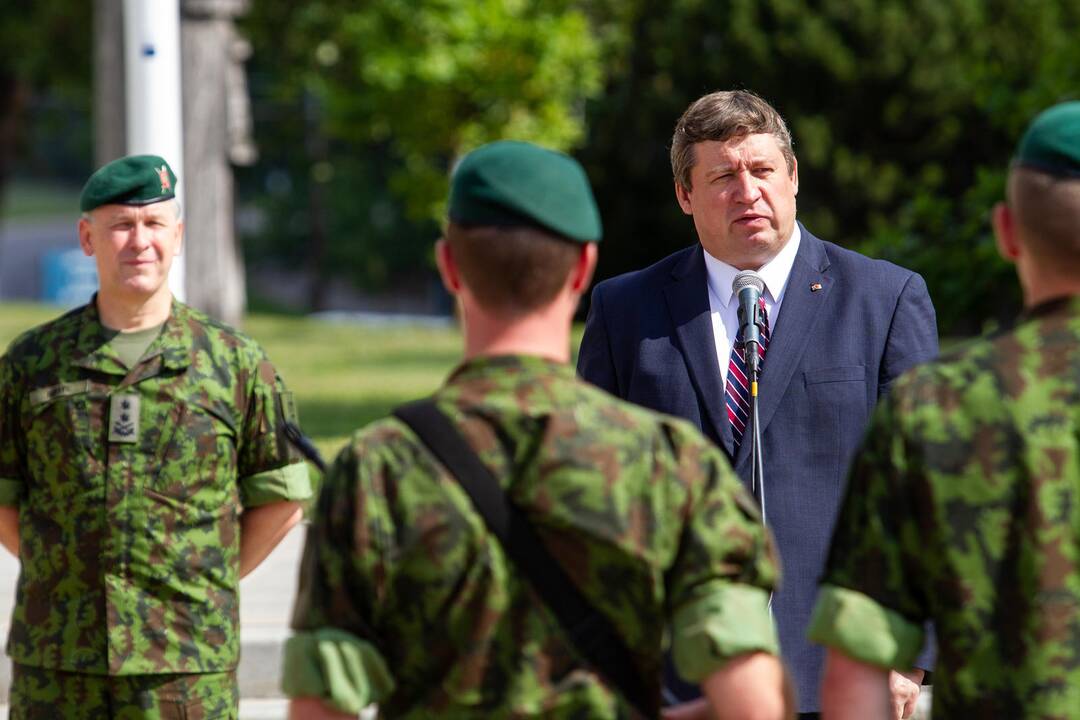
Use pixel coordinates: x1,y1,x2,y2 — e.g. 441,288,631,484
810,282,822,292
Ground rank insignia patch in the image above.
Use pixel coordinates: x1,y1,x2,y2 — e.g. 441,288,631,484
109,394,140,443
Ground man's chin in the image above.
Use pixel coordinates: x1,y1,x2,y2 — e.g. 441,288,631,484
739,228,780,245
113,278,168,300
731,232,782,266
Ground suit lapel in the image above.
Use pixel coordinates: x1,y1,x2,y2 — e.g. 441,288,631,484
663,246,734,454
734,226,832,473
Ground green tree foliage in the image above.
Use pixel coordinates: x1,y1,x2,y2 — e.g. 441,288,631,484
580,0,1080,334
0,0,91,198
241,0,605,305
322,0,604,219
1,1,90,87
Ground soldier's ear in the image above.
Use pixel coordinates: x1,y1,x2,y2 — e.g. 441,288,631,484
78,217,95,257
174,219,184,257
435,238,462,294
993,202,1020,262
569,243,598,293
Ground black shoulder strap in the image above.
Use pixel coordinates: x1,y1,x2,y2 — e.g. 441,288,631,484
393,398,657,719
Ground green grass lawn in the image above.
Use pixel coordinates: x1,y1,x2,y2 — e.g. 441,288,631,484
1,181,81,221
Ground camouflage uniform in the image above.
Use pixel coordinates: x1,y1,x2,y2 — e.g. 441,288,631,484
285,354,779,718
10,665,237,720
0,298,312,718
808,296,1080,717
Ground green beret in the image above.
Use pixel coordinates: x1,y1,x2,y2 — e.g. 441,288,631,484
1015,101,1080,178
448,140,602,243
80,154,178,212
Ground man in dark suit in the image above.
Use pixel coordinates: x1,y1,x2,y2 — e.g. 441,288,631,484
577,90,937,719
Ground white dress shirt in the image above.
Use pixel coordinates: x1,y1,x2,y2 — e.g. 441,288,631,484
704,225,802,386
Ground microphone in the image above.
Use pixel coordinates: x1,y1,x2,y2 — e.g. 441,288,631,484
733,271,768,527
732,270,766,380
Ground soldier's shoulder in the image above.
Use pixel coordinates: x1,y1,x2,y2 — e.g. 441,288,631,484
174,302,268,360
335,381,713,467
895,323,1021,393
883,327,1042,433
571,375,715,454
175,302,252,343
323,415,435,500
887,334,985,401
338,415,422,466
2,304,87,364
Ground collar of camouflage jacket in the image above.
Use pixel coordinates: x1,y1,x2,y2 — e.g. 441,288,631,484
72,296,194,377
446,353,575,386
1021,294,1080,322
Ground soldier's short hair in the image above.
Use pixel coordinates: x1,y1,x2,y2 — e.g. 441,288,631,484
445,222,580,313
1008,168,1080,268
671,90,795,190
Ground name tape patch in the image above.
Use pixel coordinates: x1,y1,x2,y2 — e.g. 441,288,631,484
29,381,92,407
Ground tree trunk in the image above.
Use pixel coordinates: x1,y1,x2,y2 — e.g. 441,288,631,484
180,0,253,327
0,70,25,219
93,0,126,166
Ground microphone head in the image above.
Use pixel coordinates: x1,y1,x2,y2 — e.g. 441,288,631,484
732,270,765,295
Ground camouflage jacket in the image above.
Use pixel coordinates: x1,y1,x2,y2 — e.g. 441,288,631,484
0,299,312,675
284,354,779,718
808,295,1080,717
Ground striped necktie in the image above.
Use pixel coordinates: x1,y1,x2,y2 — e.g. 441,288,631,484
725,298,770,450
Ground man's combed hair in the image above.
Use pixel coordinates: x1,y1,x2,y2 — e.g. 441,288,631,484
671,90,795,189
445,223,580,312
1009,168,1080,269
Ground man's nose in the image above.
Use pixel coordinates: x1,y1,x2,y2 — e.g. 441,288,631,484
732,172,761,203
129,222,151,250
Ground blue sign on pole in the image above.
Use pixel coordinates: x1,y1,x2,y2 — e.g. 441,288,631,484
42,249,98,307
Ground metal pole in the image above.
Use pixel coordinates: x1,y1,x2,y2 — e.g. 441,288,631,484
123,0,186,300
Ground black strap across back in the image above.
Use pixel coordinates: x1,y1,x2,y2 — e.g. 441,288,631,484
393,398,656,719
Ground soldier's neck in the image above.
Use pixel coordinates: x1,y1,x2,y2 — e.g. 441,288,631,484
96,288,174,332
461,302,572,364
1022,277,1080,309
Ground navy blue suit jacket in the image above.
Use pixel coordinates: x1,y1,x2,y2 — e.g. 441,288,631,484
577,225,938,712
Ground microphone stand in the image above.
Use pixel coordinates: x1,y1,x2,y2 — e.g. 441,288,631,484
750,368,765,526
734,274,771,614
741,300,767,526
743,303,771,617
